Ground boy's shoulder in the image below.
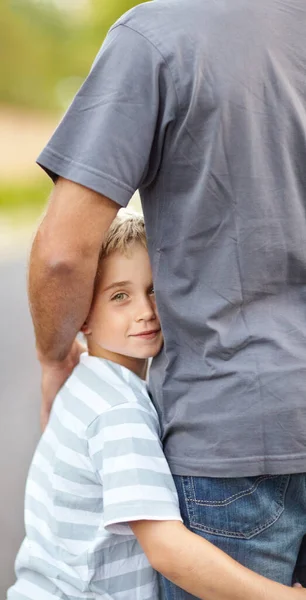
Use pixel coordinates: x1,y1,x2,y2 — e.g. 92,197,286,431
57,353,153,429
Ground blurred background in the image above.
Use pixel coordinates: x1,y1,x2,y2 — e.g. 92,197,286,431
1,0,144,595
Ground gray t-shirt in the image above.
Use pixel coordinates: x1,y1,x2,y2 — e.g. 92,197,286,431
37,0,306,477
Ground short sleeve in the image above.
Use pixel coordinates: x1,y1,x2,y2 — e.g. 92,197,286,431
87,403,181,535
37,24,177,206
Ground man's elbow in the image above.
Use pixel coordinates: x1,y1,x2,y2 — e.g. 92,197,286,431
30,225,95,276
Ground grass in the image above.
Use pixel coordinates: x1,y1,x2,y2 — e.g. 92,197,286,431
0,179,52,222
0,178,142,232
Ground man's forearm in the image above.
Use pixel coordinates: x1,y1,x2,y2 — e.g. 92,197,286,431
29,230,97,362
28,178,119,363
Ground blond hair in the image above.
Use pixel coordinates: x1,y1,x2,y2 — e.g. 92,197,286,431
93,210,147,293
100,209,146,260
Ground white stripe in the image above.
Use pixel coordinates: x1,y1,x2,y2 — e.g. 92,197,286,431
56,444,93,471
42,427,60,453
104,484,177,505
115,580,157,600
49,577,96,598
106,513,181,528
90,529,133,550
110,380,141,404
53,396,84,433
106,401,160,434
88,406,159,456
26,480,53,515
54,504,101,526
14,538,31,572
56,537,91,554
83,358,147,406
103,422,157,443
53,474,101,498
90,550,150,579
12,578,59,600
25,510,55,544
26,481,102,526
103,453,170,476
31,452,53,480
26,508,100,542
66,375,110,412
110,401,157,419
29,539,87,577
81,355,128,387
87,429,104,455
25,512,79,558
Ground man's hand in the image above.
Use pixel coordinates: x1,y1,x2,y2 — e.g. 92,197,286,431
39,338,85,431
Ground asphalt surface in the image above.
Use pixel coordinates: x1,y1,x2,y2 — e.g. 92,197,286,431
0,253,41,597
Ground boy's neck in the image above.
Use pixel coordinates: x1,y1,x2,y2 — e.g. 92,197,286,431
87,338,148,380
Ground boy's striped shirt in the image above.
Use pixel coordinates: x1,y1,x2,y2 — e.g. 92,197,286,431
7,354,181,600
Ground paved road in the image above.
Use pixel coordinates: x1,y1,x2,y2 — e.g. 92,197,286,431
0,253,41,597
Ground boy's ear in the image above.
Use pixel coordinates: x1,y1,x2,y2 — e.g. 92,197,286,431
81,321,92,335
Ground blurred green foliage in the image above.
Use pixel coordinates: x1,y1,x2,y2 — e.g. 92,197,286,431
2,0,148,110
1,0,147,216
0,179,52,216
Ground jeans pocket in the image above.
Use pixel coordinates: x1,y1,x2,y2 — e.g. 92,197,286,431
178,474,290,540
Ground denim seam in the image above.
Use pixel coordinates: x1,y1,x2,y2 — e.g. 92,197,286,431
184,475,290,539
188,510,283,539
186,475,278,507
181,475,195,524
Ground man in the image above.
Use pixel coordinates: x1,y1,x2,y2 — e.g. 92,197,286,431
29,0,306,595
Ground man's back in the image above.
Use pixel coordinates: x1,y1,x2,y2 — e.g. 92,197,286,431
37,0,306,478
136,0,306,477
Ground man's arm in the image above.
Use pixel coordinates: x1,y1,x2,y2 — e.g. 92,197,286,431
28,177,119,426
131,520,305,600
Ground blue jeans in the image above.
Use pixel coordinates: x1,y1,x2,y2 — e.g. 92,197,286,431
162,474,306,599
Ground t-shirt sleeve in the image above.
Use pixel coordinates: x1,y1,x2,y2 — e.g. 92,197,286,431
87,402,182,535
37,24,177,206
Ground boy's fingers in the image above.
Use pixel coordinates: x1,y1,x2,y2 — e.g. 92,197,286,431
293,583,303,587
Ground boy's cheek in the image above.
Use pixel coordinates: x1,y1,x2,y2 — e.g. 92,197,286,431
156,336,164,355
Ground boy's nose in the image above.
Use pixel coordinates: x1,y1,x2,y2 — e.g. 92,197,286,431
135,298,156,322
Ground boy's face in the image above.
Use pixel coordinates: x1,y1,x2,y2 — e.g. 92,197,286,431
85,243,162,369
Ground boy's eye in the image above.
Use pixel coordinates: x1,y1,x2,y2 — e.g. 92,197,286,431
149,287,155,296
112,292,128,302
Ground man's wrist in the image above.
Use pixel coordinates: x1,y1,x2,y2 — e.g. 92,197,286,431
37,347,72,368
37,338,85,369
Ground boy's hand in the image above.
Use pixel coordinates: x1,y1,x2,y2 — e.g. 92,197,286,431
293,586,306,599
39,338,85,431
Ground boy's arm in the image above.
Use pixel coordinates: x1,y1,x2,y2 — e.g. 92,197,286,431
131,520,305,600
92,403,304,600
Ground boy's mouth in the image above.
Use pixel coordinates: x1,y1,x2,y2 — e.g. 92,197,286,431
131,329,161,340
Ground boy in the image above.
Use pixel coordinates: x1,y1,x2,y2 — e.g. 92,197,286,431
8,211,305,600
